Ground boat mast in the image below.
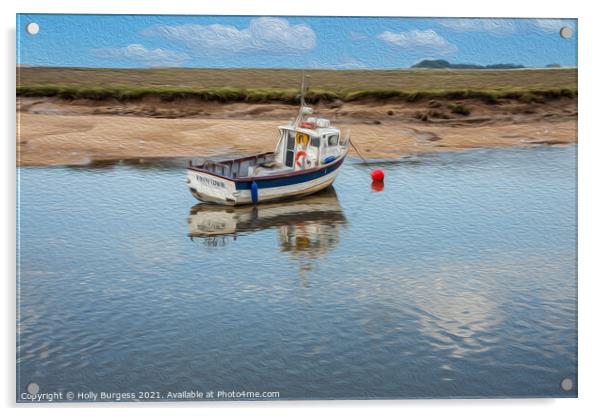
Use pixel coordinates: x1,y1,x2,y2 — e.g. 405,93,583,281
301,73,309,107
294,73,311,127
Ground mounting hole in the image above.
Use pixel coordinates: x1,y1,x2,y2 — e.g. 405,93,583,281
26,382,39,395
559,26,573,39
560,377,573,391
26,22,40,35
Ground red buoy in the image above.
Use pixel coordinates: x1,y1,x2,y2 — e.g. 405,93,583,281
371,169,384,182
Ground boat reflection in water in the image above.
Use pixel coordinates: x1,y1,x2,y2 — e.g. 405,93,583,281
188,187,347,267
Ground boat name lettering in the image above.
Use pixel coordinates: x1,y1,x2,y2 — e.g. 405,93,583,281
196,175,226,188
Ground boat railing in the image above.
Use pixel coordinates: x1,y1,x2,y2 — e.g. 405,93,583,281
190,152,276,179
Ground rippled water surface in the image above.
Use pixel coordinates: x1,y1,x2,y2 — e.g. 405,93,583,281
17,146,577,400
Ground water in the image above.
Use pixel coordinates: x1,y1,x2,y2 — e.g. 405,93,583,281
17,146,577,401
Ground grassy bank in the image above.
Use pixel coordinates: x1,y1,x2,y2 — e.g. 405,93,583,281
17,67,577,104
16,84,577,105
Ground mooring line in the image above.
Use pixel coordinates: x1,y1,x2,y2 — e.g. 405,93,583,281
349,137,370,165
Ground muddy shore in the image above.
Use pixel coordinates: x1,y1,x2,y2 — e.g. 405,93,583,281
17,96,577,167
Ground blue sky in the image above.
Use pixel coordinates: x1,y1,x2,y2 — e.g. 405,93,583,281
17,14,577,69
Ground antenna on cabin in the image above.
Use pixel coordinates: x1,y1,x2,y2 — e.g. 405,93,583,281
295,73,312,127
300,73,310,107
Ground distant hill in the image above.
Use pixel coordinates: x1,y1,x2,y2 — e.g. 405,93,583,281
412,59,525,69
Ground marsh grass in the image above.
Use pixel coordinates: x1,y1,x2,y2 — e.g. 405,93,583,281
16,84,577,105
448,102,471,116
16,67,577,104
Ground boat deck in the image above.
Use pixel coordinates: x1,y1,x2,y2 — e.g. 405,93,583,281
189,152,292,179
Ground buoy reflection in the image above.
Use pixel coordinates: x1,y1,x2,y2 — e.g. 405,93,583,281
371,181,385,192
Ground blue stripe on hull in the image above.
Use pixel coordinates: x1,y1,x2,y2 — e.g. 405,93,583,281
234,158,345,190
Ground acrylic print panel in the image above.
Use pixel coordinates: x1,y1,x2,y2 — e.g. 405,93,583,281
16,14,577,402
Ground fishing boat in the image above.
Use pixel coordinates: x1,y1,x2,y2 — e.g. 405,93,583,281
187,76,349,205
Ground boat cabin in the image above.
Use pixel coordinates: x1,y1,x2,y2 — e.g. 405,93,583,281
274,117,344,172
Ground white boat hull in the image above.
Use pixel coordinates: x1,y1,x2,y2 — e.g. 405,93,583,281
187,156,346,206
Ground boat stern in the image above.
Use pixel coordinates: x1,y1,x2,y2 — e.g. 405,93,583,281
186,168,239,205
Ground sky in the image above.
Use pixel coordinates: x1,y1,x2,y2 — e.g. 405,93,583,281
16,14,577,69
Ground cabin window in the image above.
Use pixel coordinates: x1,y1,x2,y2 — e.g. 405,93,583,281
327,134,339,146
310,136,320,147
284,131,295,167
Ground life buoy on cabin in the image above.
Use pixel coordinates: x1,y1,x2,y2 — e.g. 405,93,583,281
299,121,316,130
295,150,309,169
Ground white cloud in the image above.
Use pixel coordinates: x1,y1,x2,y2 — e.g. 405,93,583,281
91,44,190,66
533,19,575,33
142,17,316,54
378,29,457,55
437,18,517,35
438,18,576,36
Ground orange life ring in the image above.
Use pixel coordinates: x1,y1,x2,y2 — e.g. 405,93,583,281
295,150,308,168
